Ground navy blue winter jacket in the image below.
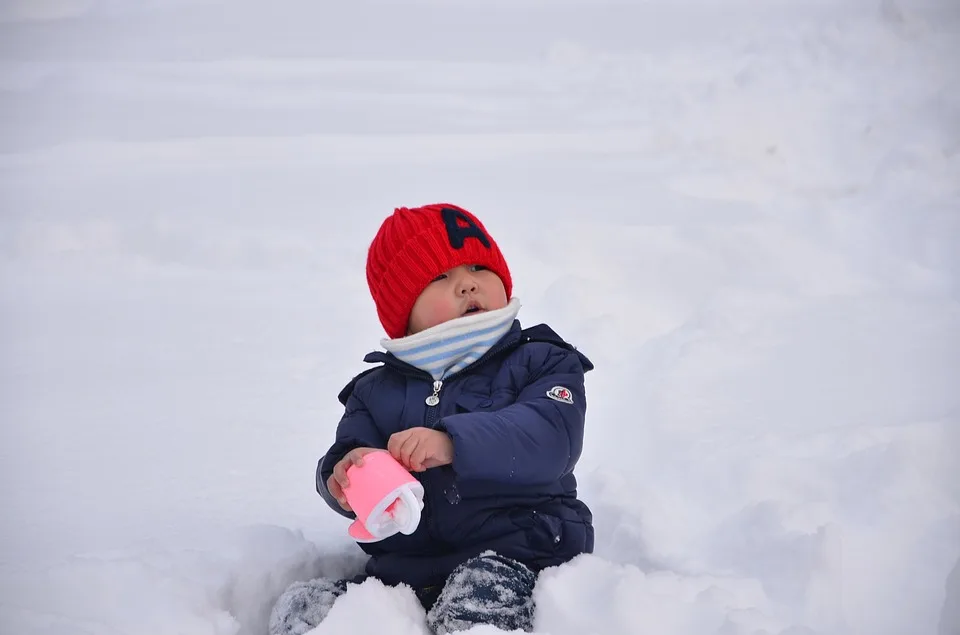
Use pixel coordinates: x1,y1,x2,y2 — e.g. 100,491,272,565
316,320,595,589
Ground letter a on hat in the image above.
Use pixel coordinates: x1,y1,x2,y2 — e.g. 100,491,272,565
442,207,491,250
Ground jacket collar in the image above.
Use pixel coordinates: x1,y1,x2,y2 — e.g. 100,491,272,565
338,320,593,405
363,320,524,378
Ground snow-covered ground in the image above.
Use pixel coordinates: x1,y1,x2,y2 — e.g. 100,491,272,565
1,1,958,633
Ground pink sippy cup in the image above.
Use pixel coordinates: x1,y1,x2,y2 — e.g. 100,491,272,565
342,451,424,543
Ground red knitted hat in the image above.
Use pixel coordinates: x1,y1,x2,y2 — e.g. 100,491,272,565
366,203,513,339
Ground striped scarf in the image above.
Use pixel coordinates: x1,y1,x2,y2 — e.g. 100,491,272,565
381,298,521,380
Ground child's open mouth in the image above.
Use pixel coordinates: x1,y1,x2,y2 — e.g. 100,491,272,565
463,303,483,316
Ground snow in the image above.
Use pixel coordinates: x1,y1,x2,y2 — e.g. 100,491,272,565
1,0,958,634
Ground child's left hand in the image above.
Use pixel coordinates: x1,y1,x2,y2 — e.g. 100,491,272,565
388,427,454,472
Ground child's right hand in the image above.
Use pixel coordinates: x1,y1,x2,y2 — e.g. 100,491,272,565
327,447,382,512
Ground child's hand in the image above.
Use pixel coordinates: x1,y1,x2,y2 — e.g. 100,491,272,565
387,427,454,472
327,447,382,511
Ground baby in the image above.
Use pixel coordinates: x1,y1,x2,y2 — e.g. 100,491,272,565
270,203,594,634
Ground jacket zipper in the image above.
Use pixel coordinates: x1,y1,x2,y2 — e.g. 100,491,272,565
413,337,525,506
425,380,443,428
425,380,442,407
436,335,522,425
422,334,519,408
374,335,526,429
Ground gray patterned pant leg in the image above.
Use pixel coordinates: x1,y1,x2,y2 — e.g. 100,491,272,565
268,577,350,635
426,552,537,634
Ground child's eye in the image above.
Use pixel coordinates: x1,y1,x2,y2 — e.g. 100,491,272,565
431,273,448,282
468,265,488,272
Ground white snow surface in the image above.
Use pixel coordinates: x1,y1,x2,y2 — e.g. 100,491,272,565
1,1,958,634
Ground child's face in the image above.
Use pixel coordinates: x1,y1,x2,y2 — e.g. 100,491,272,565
407,264,508,335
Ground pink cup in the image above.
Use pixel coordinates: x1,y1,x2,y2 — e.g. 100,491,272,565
342,451,424,543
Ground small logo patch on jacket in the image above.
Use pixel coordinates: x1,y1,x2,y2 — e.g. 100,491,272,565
546,386,574,404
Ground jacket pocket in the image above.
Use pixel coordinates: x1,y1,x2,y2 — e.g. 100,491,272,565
508,509,563,553
455,393,494,414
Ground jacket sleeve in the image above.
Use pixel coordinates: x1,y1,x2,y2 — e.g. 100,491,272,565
316,381,388,518
437,345,587,485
